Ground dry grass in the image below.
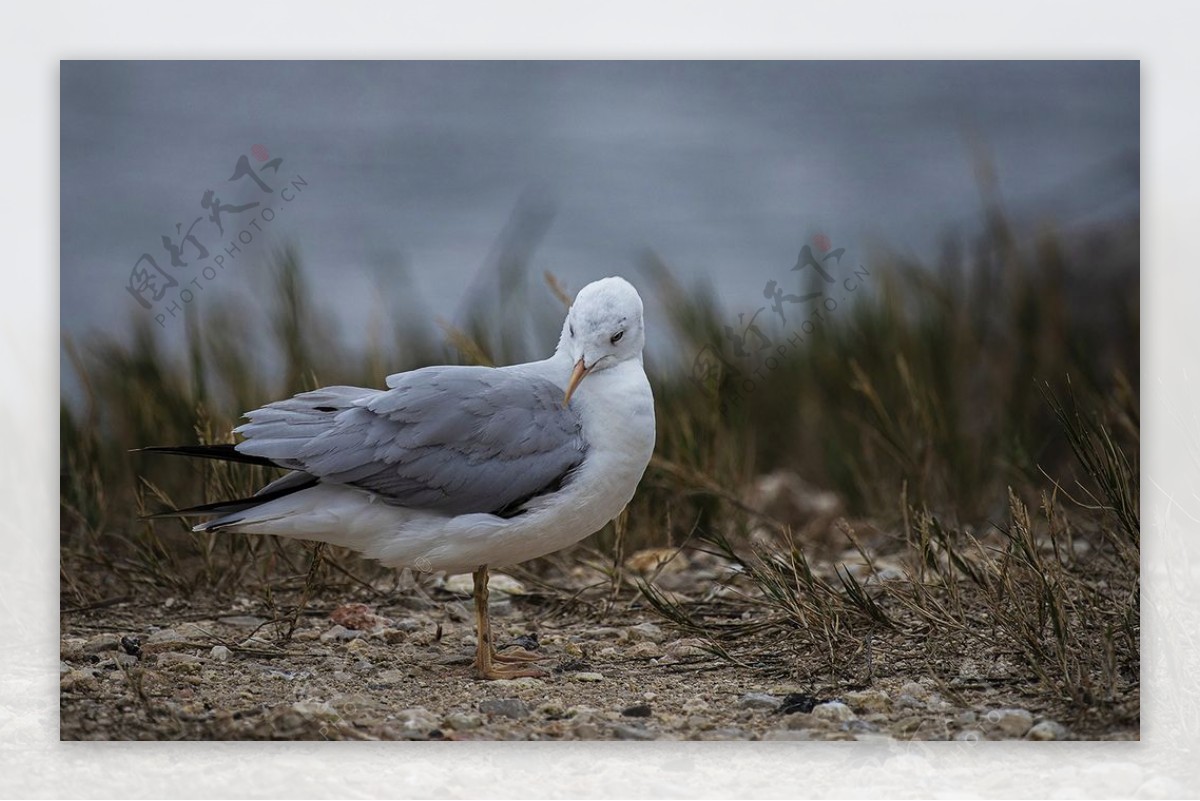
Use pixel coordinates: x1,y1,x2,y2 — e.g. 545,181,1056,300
60,202,1139,735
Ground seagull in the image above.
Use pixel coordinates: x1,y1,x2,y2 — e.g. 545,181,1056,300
143,276,656,680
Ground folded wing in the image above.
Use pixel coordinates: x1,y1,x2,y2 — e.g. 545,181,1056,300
234,366,587,516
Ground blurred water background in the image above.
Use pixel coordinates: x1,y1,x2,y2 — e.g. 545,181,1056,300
61,60,1138,399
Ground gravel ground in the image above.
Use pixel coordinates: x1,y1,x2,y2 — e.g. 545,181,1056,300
59,564,1130,741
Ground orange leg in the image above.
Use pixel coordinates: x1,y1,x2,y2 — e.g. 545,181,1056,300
472,566,548,680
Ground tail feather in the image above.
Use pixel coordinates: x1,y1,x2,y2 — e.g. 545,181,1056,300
135,443,278,468
138,442,319,527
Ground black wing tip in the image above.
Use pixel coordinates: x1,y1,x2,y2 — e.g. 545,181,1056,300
135,443,277,468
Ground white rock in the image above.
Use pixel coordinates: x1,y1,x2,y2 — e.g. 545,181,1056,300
394,707,439,736
1027,719,1068,740
985,708,1034,738
210,645,232,661
737,692,782,711
811,701,855,722
570,672,604,682
319,625,362,642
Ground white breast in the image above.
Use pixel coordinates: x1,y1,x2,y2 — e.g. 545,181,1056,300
381,358,656,574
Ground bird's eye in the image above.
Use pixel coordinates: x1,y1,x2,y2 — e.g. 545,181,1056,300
610,330,624,345
569,324,575,337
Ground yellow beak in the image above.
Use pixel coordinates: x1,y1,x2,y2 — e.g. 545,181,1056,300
564,358,590,406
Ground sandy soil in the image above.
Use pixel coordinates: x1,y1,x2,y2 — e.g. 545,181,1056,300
59,564,1136,742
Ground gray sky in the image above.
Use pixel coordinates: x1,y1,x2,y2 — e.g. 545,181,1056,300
61,60,1138,363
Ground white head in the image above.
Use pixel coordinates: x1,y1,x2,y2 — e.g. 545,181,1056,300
558,276,646,404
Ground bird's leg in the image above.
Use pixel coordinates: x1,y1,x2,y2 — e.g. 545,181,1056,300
473,565,547,680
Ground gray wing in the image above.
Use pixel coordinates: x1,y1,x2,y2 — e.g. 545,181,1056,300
233,366,587,516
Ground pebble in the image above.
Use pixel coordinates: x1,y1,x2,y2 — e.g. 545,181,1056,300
60,668,100,690
393,707,440,737
611,723,657,740
570,672,605,682
479,698,530,719
811,701,855,723
984,708,1034,738
444,712,483,730
1027,719,1068,740
737,692,782,711
83,633,121,654
210,645,232,661
218,615,266,628
319,625,362,642
842,689,890,713
330,603,390,631
621,704,653,718
625,642,664,659
897,681,930,699
625,622,666,643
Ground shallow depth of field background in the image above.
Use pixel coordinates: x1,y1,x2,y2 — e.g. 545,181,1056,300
60,61,1139,738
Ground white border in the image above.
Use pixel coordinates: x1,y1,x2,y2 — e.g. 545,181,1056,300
4,1,1197,797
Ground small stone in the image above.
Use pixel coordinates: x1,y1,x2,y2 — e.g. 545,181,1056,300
625,622,666,643
570,672,605,682
786,713,817,730
985,708,1034,738
444,712,483,730
480,698,530,719
626,642,664,659
394,707,439,738
83,633,122,654
621,704,653,718
737,692,782,711
1027,720,1068,741
898,681,929,699
611,723,657,740
61,668,99,691
843,689,890,713
811,701,855,723
218,615,267,628
319,625,362,642
210,645,232,661
291,699,339,721
330,602,391,631
489,677,543,689
113,652,138,668
571,719,600,739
